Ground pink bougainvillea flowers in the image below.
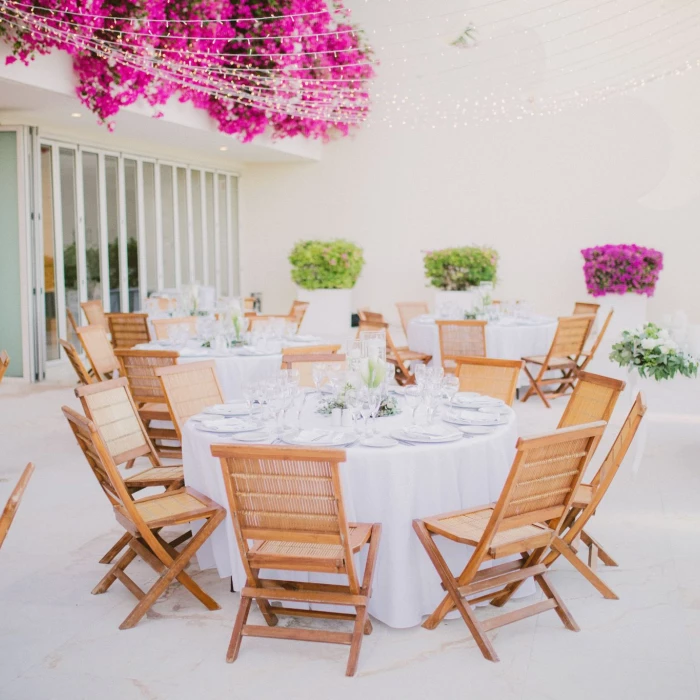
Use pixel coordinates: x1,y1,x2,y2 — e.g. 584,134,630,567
581,244,663,297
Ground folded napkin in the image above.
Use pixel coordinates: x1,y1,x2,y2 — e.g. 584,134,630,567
295,429,328,443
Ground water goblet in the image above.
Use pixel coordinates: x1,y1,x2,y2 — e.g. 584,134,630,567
405,385,422,425
413,362,427,388
312,362,328,394
442,375,460,404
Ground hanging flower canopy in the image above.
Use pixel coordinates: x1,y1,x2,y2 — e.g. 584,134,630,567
0,0,375,141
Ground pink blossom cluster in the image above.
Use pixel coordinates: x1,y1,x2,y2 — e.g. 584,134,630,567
0,0,374,141
581,244,663,297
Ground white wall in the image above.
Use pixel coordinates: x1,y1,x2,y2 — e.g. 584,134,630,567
241,70,700,328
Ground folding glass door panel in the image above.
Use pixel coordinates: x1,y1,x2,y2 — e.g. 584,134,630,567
142,161,157,297
40,145,59,359
81,151,102,307
124,159,140,310
58,148,80,347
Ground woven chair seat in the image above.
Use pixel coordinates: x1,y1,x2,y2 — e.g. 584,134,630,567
124,466,183,490
249,523,373,568
572,483,593,507
125,487,221,528
522,355,576,369
425,508,551,557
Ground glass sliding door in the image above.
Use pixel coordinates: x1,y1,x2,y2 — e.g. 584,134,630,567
217,174,229,297
124,159,140,310
40,145,60,359
229,176,240,295
104,155,121,311
142,161,157,297
160,164,176,289
81,151,101,306
177,167,189,285
205,171,215,287
191,169,203,285
59,148,80,345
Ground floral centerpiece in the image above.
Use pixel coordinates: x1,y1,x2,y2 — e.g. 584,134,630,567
610,323,697,380
289,240,365,290
581,245,663,297
423,246,498,291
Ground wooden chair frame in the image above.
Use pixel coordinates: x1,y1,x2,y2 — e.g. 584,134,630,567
521,315,595,408
289,300,309,331
435,320,487,372
358,309,385,324
281,353,347,388
115,349,181,459
280,344,341,356
578,309,614,372
151,316,197,341
107,312,151,349
573,301,600,316
81,300,109,331
396,302,430,336
154,360,224,441
357,320,431,386
76,325,121,380
414,422,605,661
62,406,224,629
60,339,93,386
66,308,80,337
0,350,10,383
558,371,625,429
453,357,524,406
0,463,34,550
212,444,381,676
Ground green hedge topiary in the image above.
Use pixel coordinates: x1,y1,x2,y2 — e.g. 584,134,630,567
423,246,498,290
289,239,364,290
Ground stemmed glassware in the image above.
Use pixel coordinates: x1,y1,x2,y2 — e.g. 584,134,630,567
441,375,460,404
405,385,422,425
312,363,328,394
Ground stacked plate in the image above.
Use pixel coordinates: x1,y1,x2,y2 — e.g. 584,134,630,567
204,403,249,417
450,394,506,410
197,417,260,434
392,424,462,444
281,429,357,447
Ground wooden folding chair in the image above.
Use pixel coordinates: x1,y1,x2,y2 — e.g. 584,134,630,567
107,312,151,349
414,421,605,661
289,300,309,331
435,320,487,373
358,309,385,324
62,406,224,629
66,308,80,336
573,301,600,316
396,301,430,336
76,325,121,380
243,297,256,311
151,316,197,341
115,349,181,459
60,339,93,386
0,350,10,383
577,309,614,372
357,320,431,386
521,315,595,407
212,444,381,676
281,353,347,388
280,344,341,356
154,361,224,440
0,463,34,550
81,300,110,331
453,357,524,406
558,371,625,429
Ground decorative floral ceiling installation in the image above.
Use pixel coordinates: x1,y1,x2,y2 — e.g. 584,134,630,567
0,0,375,141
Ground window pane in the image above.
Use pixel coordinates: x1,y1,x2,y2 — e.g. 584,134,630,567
124,159,139,311
229,176,240,295
217,174,228,297
41,146,59,359
205,172,215,288
60,149,80,347
82,151,101,304
191,170,203,284
160,165,175,289
177,168,188,285
142,162,157,296
105,155,120,311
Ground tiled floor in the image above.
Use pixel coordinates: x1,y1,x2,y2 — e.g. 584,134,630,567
0,375,698,700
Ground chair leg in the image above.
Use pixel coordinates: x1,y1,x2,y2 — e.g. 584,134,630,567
226,595,252,663
522,365,551,408
99,532,133,564
92,547,138,595
550,537,618,600
119,513,223,630
346,605,369,677
580,530,618,567
535,573,579,631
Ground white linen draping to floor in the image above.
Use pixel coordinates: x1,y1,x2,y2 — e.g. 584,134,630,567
182,400,535,629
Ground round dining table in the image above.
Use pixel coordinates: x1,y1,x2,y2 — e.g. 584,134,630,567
182,396,535,629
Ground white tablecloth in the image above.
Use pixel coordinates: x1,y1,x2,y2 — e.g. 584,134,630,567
182,399,534,628
408,316,557,382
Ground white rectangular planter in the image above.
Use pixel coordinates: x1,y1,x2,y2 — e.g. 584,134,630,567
296,288,353,337
434,289,477,317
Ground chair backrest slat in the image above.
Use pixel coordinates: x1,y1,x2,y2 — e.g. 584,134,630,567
454,357,523,406
80,300,109,331
107,313,151,349
573,301,600,316
151,316,197,341
0,350,10,383
289,301,309,330
396,302,430,336
59,339,93,386
281,353,347,388
75,378,156,465
436,320,487,370
548,315,595,359
76,325,121,379
0,462,34,549
155,361,224,439
115,349,179,404
558,371,625,429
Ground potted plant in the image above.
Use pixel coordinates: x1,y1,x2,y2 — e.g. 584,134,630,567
423,246,498,316
289,239,364,335
581,244,663,376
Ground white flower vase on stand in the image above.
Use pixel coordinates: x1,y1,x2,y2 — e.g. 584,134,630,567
587,293,648,378
296,288,353,338
434,289,477,318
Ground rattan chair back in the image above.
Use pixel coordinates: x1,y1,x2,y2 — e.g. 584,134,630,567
108,313,151,349
396,302,429,335
76,325,121,379
573,302,600,316
151,316,197,341
436,320,487,370
454,357,523,406
60,339,93,385
81,300,109,331
558,371,625,429
115,349,178,405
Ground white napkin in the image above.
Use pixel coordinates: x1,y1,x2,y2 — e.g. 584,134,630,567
295,429,328,443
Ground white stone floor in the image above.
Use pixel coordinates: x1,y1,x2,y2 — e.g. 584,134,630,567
0,375,699,700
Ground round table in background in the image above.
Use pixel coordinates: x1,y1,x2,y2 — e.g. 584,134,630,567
182,399,534,629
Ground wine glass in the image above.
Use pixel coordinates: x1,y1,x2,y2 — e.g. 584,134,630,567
345,389,361,433
405,385,422,425
367,387,382,435
243,383,258,422
312,362,328,393
442,375,460,404
413,362,427,388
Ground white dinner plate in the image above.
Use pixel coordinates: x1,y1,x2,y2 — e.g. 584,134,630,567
392,425,462,443
451,392,481,406
203,404,249,417
281,430,358,447
459,425,498,435
228,430,272,443
442,412,502,427
360,435,399,448
197,419,260,434
222,401,250,416
450,397,505,410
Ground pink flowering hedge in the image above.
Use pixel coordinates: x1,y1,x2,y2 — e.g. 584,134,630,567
581,244,663,297
0,0,374,141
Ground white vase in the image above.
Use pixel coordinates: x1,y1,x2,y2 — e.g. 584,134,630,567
586,293,648,378
434,289,477,317
296,288,353,337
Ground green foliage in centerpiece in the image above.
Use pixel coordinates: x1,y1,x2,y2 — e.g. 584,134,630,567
359,357,387,388
316,394,401,417
289,239,364,290
610,323,698,380
423,246,498,290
